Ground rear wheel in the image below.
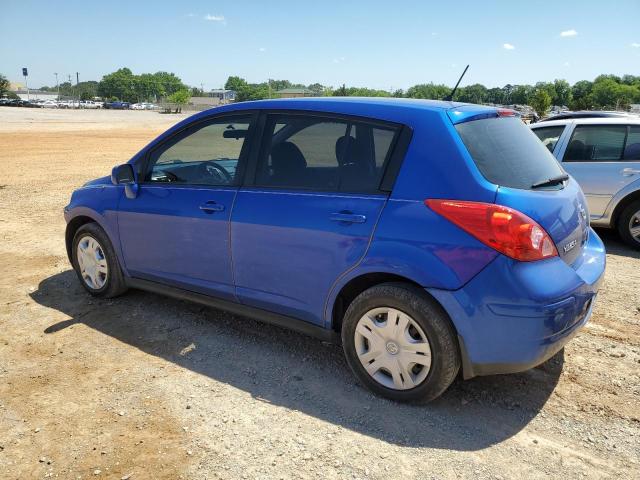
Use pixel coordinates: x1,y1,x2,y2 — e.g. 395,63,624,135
617,200,640,250
341,283,460,403
72,222,127,298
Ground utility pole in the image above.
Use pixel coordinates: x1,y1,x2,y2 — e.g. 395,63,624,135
76,72,80,107
54,73,59,100
200,82,204,96
22,67,29,101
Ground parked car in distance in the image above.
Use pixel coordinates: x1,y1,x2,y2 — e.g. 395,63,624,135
131,102,158,110
41,100,59,108
105,101,130,109
539,110,637,122
532,117,640,249
80,100,103,109
64,98,605,402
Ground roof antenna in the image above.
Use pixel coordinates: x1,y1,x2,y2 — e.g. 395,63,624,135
445,64,469,101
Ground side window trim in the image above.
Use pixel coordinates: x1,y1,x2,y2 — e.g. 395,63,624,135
555,122,574,161
242,109,407,194
139,111,259,187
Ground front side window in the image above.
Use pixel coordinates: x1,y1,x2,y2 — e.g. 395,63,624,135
146,115,252,185
563,125,627,162
532,126,565,153
255,114,399,192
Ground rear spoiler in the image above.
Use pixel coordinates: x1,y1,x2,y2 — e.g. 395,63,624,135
447,105,518,125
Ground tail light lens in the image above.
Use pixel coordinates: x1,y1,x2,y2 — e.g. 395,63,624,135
426,199,558,261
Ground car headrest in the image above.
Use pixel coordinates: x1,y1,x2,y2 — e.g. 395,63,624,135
270,142,307,172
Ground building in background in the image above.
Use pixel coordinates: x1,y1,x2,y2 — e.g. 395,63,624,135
209,89,236,103
275,88,315,98
12,89,58,101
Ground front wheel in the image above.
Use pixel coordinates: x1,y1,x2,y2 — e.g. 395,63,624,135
341,283,460,403
617,200,640,250
72,222,128,298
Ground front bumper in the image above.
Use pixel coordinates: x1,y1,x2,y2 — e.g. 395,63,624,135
428,228,606,379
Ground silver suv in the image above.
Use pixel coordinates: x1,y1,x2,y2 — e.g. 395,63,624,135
531,118,640,249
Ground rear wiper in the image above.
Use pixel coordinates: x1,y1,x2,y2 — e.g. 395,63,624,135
531,173,569,189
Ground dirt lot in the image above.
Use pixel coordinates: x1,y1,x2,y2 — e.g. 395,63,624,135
0,107,638,480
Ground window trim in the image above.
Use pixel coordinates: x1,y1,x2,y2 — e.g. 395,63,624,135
562,124,631,163
243,109,410,195
139,111,259,188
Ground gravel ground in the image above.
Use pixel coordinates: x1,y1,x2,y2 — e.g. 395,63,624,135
0,108,638,479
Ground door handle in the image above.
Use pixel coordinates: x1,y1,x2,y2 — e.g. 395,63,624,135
199,201,225,213
622,168,640,176
329,212,367,224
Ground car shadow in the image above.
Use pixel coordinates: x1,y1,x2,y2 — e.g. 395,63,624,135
32,270,564,451
594,228,640,259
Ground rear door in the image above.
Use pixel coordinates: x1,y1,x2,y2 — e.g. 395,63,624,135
230,112,401,326
559,123,640,218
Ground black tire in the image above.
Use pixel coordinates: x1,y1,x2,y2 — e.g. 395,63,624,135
71,222,128,298
341,282,460,403
616,200,640,250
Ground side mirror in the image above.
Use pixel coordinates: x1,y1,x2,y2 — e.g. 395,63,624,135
111,164,138,199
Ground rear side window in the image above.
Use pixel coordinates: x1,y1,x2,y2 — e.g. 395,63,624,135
533,126,565,153
455,117,564,190
564,125,627,162
255,114,399,192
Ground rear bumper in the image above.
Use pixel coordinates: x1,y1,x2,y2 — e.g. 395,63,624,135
428,228,606,379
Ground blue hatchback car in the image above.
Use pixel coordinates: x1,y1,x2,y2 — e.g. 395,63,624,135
64,98,606,402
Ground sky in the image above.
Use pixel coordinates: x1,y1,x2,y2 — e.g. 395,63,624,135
1,0,639,91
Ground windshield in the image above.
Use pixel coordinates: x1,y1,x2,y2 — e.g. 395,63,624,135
455,117,564,190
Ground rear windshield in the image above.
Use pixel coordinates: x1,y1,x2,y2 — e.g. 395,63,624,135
455,117,564,189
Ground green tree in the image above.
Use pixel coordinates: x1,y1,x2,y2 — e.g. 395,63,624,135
570,80,593,109
168,88,191,113
530,88,552,117
456,83,487,103
510,84,533,105
405,83,449,100
552,79,572,106
591,78,621,108
333,86,390,97
236,83,269,102
135,73,164,102
98,68,136,101
0,74,10,97
486,87,505,104
307,83,326,95
224,76,248,91
153,71,185,97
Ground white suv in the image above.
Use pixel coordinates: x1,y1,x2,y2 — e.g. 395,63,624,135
531,117,640,248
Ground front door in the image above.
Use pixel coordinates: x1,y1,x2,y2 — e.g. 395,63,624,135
561,124,640,218
118,114,255,300
231,112,401,325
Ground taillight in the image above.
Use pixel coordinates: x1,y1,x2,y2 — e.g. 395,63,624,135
497,108,517,117
425,200,558,261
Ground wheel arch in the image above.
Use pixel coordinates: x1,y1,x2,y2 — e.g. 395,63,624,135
329,271,470,380
610,188,640,229
328,271,455,336
65,208,123,274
